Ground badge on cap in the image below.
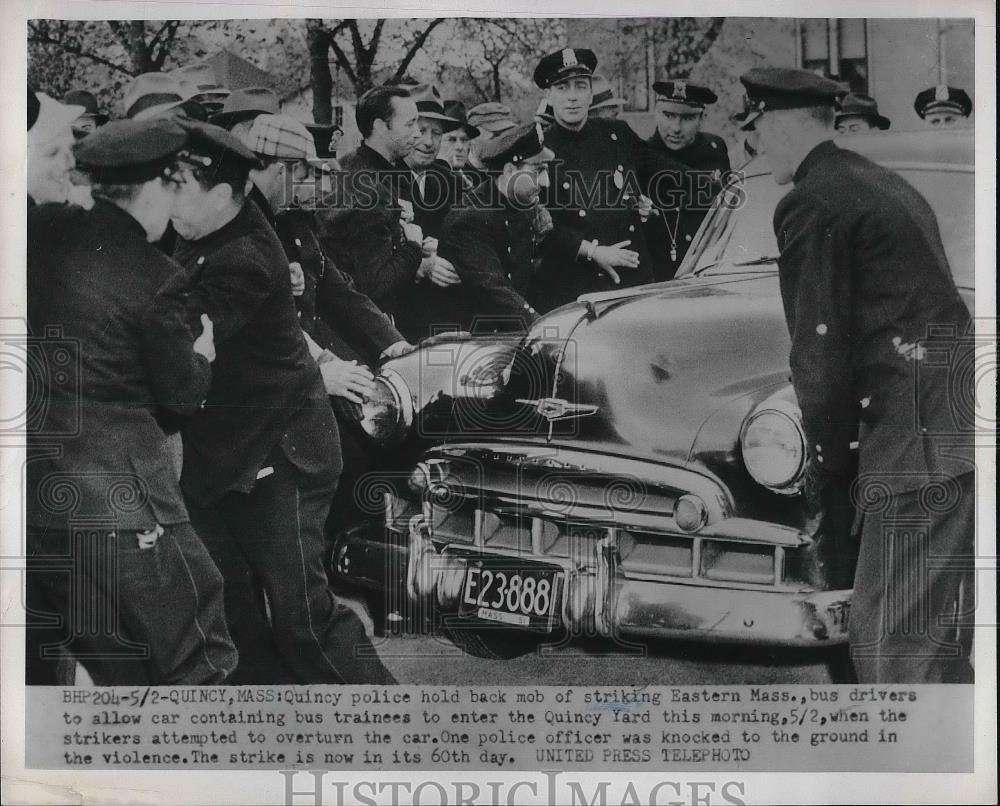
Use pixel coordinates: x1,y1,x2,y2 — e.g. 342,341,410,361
562,48,578,68
935,85,949,102
673,80,687,101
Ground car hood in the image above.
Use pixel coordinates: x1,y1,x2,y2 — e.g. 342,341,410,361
503,272,794,469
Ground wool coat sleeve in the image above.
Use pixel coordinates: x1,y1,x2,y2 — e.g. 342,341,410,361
774,192,857,476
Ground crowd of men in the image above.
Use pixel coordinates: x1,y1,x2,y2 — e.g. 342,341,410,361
25,44,975,686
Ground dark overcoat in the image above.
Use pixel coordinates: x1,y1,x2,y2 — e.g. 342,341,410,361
26,200,211,530
173,200,338,506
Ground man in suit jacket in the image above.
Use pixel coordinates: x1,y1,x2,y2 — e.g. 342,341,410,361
26,118,236,685
170,120,395,685
743,67,975,683
315,85,453,322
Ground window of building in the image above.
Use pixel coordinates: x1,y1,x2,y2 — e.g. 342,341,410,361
799,18,869,94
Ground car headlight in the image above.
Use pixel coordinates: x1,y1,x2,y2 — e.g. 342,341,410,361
359,368,413,443
740,399,806,494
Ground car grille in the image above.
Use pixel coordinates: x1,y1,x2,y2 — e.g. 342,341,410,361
428,500,789,588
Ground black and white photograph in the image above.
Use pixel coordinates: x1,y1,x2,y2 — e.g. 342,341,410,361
1,0,995,803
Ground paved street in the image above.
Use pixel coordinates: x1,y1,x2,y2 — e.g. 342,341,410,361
345,596,842,686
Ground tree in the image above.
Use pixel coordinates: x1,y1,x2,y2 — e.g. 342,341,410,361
27,19,306,111
305,18,446,122
443,18,565,103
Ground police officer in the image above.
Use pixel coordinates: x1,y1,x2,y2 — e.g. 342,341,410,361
835,93,891,134
914,85,973,129
533,47,687,309
740,66,974,683
646,78,730,278
26,117,236,685
169,120,395,684
427,123,552,335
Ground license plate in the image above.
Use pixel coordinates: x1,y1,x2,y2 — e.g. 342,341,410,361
458,557,562,632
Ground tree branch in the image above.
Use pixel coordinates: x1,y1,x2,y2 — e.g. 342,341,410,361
391,18,445,83
27,23,135,76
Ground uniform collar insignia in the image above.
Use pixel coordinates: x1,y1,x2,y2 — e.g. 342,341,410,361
562,48,578,68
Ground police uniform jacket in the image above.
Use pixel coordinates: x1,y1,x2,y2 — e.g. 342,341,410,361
432,180,540,334
249,187,403,364
538,117,689,309
26,200,211,530
174,199,338,506
314,144,423,319
774,140,973,493
645,130,730,279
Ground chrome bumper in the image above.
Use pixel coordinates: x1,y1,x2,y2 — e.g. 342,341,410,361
403,512,850,647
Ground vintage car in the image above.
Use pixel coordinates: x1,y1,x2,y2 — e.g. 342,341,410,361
329,130,974,658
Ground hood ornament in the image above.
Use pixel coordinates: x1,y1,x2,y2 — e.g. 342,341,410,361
516,396,599,422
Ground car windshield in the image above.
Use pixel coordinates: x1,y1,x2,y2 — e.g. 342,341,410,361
677,163,974,291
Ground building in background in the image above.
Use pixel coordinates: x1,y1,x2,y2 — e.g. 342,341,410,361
568,17,975,147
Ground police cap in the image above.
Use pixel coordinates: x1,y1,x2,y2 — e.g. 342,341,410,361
738,67,848,128
534,48,597,89
477,122,553,170
913,85,972,119
651,79,717,108
174,118,264,171
75,117,188,184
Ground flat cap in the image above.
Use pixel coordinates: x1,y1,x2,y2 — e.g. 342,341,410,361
174,118,263,171
75,117,188,183
477,122,553,169
913,85,972,118
467,102,517,134
652,78,717,107
738,67,848,128
836,93,890,129
533,47,597,89
246,114,317,161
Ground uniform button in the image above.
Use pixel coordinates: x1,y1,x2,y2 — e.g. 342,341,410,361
816,323,828,335
504,220,509,227
817,455,824,463
579,210,586,217
197,256,205,265
507,273,512,279
711,142,718,149
529,307,536,314
628,224,635,232
611,133,618,141
617,164,623,171
815,444,823,453
860,397,871,409
523,303,530,310
507,246,512,253
295,238,302,247
563,181,570,190
685,234,692,241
